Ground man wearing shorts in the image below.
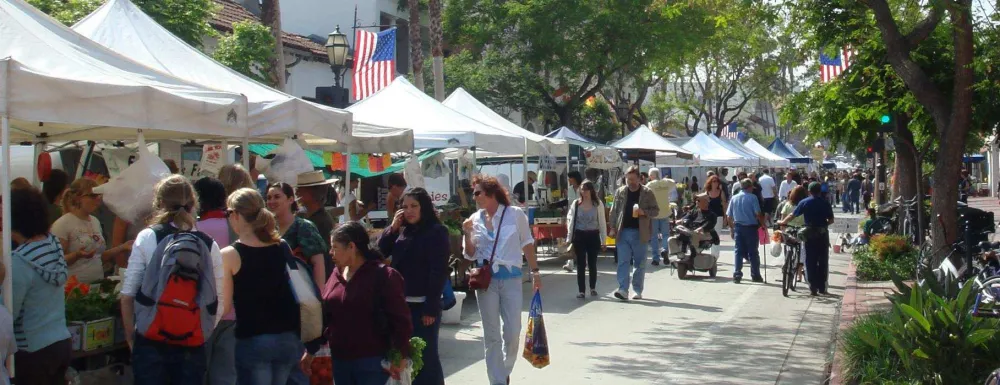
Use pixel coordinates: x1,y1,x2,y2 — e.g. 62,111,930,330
758,168,778,224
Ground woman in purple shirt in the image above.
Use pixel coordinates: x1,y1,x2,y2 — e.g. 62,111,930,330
194,177,235,385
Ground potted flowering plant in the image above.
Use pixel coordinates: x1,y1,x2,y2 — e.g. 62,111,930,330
64,276,119,351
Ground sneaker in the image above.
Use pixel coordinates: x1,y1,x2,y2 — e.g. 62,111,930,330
590,289,598,297
563,260,574,272
576,292,585,299
734,277,742,284
632,293,643,300
651,260,660,266
613,289,628,300
752,277,764,283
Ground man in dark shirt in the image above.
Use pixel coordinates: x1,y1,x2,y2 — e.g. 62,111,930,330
779,182,835,296
674,193,718,260
847,174,862,214
512,171,537,204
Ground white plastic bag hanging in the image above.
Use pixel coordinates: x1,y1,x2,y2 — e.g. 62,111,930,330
380,359,414,385
403,156,425,189
262,138,314,186
94,133,170,225
421,153,448,178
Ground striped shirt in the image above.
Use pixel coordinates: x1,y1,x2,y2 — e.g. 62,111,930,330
12,235,70,352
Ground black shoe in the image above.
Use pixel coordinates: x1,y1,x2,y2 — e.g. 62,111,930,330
819,290,830,295
752,277,764,283
652,260,660,266
734,277,742,284
810,290,818,296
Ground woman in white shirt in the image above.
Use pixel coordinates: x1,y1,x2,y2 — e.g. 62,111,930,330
51,178,132,283
462,175,541,385
119,175,226,385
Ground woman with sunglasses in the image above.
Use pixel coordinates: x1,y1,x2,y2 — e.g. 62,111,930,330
565,180,607,299
51,178,132,283
461,175,541,385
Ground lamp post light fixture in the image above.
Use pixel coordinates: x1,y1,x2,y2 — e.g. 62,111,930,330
615,93,631,137
325,26,351,87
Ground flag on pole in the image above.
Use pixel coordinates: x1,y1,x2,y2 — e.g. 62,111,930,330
819,47,853,83
723,122,740,139
352,28,397,100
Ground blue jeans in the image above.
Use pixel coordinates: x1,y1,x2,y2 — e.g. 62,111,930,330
333,356,389,385
616,228,647,294
733,225,762,280
235,332,304,385
409,302,444,385
205,320,237,385
650,218,670,262
133,335,207,385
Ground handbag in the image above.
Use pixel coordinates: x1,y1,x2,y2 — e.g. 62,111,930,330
281,242,323,342
468,207,508,290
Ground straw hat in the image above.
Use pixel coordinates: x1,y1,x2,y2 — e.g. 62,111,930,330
296,171,338,188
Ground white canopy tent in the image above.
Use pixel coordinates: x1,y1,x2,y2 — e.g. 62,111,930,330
443,88,568,157
1,0,255,310
744,139,791,168
712,135,763,167
347,78,524,154
611,125,694,165
71,0,413,154
676,132,753,167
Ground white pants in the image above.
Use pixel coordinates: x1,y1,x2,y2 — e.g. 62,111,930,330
476,277,523,385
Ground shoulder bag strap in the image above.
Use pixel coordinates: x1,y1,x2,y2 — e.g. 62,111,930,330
571,201,579,233
487,207,508,264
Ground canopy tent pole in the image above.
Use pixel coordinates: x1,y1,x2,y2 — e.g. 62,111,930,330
523,138,529,206
2,115,11,315
221,139,229,165
346,148,352,221
472,147,477,177
241,136,250,169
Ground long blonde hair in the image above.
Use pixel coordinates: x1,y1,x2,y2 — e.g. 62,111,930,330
148,175,199,231
62,178,99,211
218,164,255,196
227,187,280,244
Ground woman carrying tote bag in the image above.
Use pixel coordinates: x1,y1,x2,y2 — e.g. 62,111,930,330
565,180,607,299
461,175,542,385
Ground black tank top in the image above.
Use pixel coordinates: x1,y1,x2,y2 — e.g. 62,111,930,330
231,242,300,339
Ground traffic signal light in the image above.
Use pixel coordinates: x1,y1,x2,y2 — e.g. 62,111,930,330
880,114,891,124
866,146,874,158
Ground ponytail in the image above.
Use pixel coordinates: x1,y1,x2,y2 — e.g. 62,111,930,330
226,187,281,244
150,175,199,230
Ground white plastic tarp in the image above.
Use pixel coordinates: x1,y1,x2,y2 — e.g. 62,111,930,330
744,139,791,168
0,0,249,142
72,0,412,153
610,125,693,158
347,78,524,154
443,88,568,157
674,132,751,167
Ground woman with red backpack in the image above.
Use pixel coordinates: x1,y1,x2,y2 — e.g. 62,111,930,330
120,174,225,385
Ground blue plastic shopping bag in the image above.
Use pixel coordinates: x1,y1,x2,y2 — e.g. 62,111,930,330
522,290,549,368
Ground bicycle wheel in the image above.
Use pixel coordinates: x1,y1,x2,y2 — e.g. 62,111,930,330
789,246,799,292
782,245,794,297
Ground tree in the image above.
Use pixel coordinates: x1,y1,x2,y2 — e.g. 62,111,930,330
29,0,218,49
658,0,782,137
260,0,286,90
787,0,990,256
428,0,444,101
402,0,425,92
443,0,712,130
213,20,276,86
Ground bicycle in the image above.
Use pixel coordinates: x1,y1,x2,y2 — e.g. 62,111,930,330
773,225,803,297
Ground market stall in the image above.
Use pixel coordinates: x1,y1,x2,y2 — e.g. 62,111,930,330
613,125,696,167
678,132,753,167
1,0,250,367
744,138,792,169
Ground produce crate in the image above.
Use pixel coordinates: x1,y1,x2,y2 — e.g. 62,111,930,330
82,317,115,351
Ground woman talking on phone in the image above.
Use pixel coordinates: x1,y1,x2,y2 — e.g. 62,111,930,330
377,188,449,385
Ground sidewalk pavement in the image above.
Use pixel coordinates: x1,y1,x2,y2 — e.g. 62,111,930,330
440,212,860,384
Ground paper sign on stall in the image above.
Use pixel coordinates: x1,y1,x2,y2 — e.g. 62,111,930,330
198,144,226,177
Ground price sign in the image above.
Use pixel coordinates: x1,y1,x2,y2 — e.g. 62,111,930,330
829,217,860,234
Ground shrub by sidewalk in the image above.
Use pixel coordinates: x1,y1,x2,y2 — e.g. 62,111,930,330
853,235,918,282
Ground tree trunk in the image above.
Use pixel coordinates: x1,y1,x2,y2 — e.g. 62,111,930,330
407,0,424,91
261,0,286,90
893,115,918,201
429,0,445,101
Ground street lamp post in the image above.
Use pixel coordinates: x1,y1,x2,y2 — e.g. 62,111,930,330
615,93,631,138
317,26,352,108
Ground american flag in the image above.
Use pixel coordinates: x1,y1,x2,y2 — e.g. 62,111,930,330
819,47,853,83
723,122,740,139
352,28,397,100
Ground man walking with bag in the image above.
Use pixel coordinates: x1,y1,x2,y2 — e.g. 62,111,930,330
609,166,659,300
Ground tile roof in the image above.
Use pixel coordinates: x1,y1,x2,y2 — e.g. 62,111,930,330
211,0,328,62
